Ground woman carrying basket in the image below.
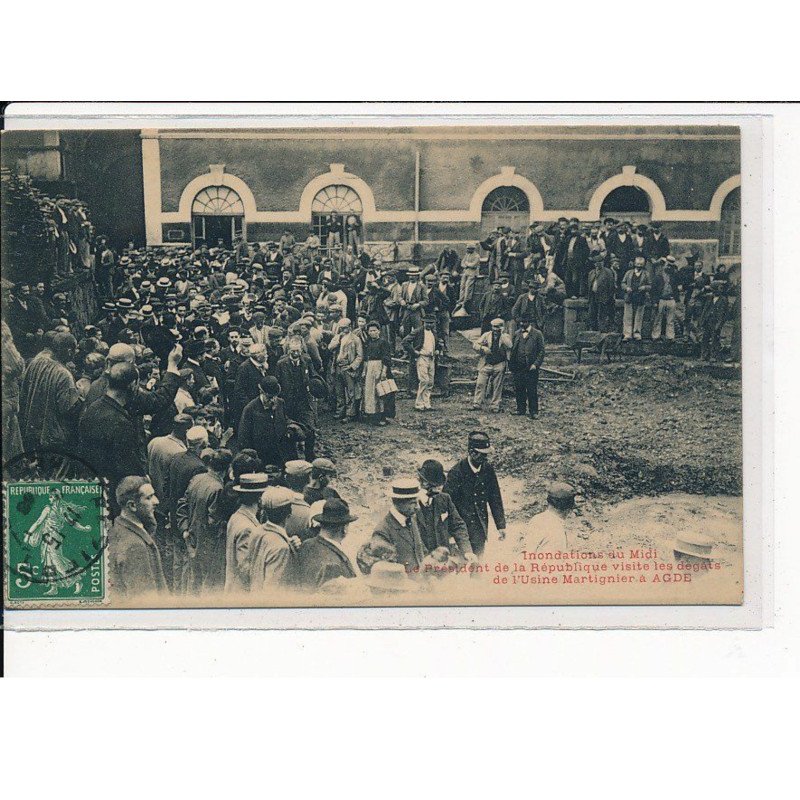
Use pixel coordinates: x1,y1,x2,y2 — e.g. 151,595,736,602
361,320,395,426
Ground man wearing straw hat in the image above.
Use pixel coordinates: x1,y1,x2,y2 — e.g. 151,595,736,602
365,478,427,572
224,472,270,593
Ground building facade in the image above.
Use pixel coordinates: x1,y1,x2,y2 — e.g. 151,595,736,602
142,125,741,265
2,126,742,266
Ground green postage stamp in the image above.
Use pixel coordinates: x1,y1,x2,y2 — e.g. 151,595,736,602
3,480,107,605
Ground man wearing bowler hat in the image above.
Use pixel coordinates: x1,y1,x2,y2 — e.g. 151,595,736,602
416,459,476,562
237,375,294,469
444,432,506,557
294,498,358,590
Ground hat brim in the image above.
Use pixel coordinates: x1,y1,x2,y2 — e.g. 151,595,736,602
232,485,269,493
312,513,359,525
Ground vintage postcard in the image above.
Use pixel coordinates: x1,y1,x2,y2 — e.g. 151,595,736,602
1,111,759,620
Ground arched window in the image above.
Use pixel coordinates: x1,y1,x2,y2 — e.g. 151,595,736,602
191,186,244,248
719,187,741,257
311,185,364,245
481,186,530,236
191,186,245,216
311,185,363,214
600,186,651,224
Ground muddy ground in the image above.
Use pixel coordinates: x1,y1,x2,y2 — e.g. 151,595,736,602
314,328,743,565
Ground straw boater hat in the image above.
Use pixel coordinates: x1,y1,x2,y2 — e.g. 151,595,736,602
390,477,421,500
233,473,270,494
673,533,715,559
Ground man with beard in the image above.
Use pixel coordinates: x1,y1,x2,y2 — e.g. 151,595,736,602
443,432,506,558
558,222,590,298
109,477,167,599
237,376,294,468
275,336,318,460
231,342,268,429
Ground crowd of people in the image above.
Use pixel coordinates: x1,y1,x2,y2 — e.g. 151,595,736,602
1,202,739,600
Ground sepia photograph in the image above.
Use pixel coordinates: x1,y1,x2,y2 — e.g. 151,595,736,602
2,119,747,610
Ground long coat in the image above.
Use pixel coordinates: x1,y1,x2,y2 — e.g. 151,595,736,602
232,359,266,428
443,458,506,555
237,396,291,467
415,492,472,557
176,470,226,592
294,535,356,590
79,395,144,491
275,354,316,427
108,513,168,599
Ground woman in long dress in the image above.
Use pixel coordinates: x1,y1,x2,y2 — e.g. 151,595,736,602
361,321,393,427
24,488,91,595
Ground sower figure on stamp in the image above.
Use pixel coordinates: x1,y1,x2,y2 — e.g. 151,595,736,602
24,487,91,595
443,432,506,559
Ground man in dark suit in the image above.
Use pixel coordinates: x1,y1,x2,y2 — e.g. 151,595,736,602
108,477,168,599
644,221,671,261
605,222,636,281
699,281,730,362
294,499,358,590
237,376,293,468
232,342,268,430
275,336,318,460
587,254,618,332
443,432,506,558
364,478,427,571
558,223,591,298
415,460,475,561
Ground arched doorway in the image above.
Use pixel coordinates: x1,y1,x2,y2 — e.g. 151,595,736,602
719,187,741,257
191,186,245,249
599,186,651,226
311,185,363,249
481,186,530,237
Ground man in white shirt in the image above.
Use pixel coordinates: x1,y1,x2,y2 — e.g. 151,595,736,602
413,316,437,412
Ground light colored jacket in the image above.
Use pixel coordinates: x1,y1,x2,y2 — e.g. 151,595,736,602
473,330,513,369
333,331,364,374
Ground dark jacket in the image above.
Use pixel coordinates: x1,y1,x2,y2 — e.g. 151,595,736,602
237,396,291,467
509,329,545,373
79,395,144,489
444,458,506,553
699,294,729,331
606,232,636,271
588,265,617,306
167,450,206,527
275,354,316,425
415,492,472,557
85,371,180,450
232,358,266,427
511,293,545,328
644,232,671,260
294,535,356,590
369,511,427,571
108,513,168,599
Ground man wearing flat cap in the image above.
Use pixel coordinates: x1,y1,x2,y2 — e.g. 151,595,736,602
284,459,313,541
255,486,300,589
444,432,506,557
294,499,358,590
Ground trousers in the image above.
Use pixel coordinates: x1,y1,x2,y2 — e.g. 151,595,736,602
623,302,645,339
473,362,506,410
415,355,435,409
335,370,360,418
651,298,676,340
513,368,539,416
